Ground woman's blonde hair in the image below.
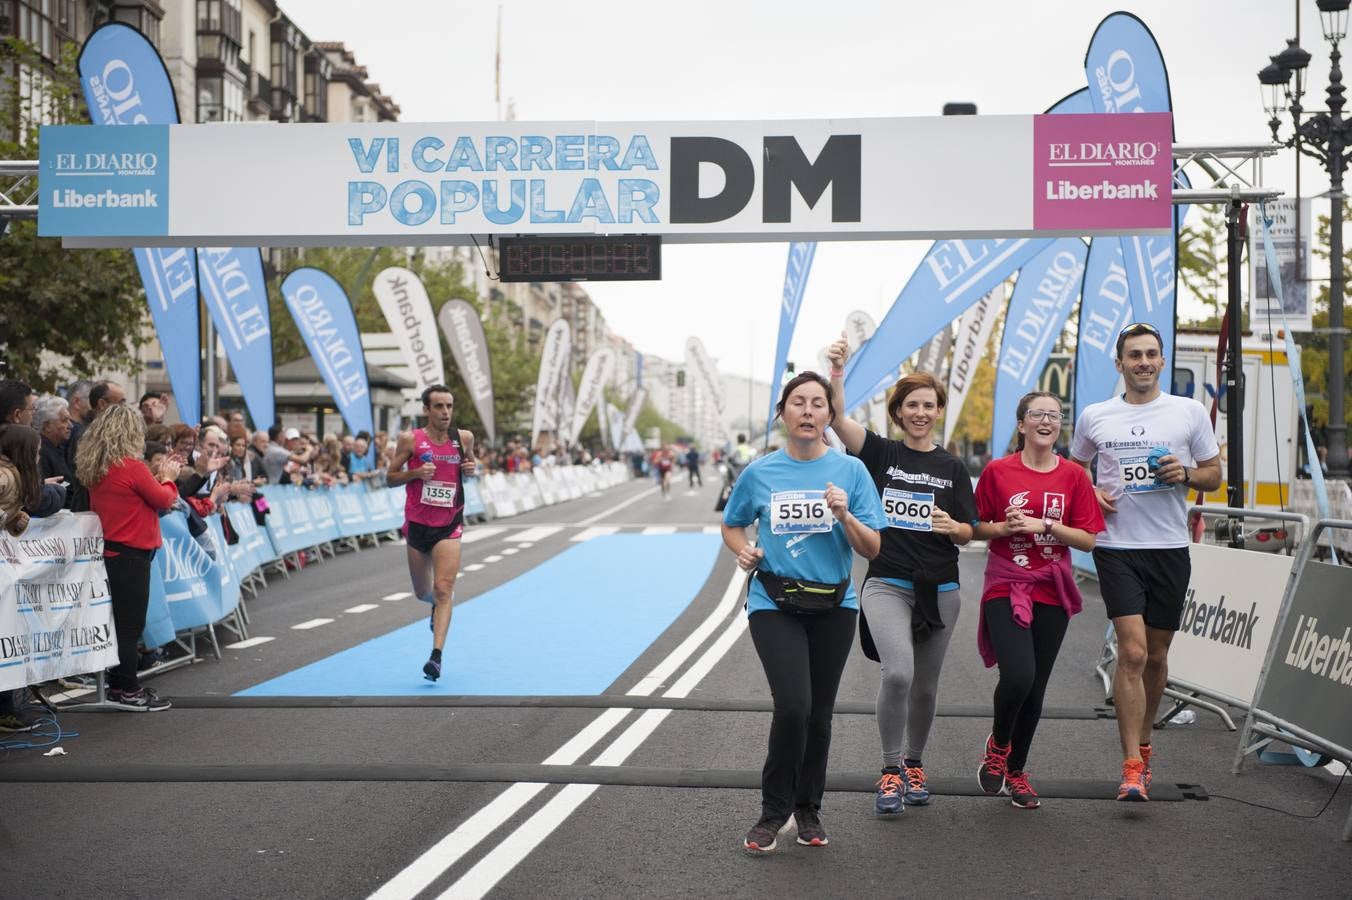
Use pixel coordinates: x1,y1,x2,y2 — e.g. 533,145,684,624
76,405,146,487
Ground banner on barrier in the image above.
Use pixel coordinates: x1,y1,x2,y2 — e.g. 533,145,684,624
0,513,119,691
1168,543,1292,706
1256,560,1352,752
157,511,238,632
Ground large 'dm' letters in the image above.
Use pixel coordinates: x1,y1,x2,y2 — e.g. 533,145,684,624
669,135,861,224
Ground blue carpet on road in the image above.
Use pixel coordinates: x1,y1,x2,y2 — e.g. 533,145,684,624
237,533,721,696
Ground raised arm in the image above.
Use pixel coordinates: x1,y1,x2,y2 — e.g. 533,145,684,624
826,331,866,455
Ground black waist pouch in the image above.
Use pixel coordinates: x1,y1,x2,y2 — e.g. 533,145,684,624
755,570,849,615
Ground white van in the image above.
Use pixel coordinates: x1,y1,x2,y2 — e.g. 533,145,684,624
1169,330,1299,511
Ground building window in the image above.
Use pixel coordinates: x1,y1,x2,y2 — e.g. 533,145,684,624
302,50,329,121
270,18,302,121
197,75,243,122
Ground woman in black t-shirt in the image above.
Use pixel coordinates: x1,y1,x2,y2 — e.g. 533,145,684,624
827,335,976,815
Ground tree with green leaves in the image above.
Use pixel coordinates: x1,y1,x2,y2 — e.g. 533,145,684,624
0,39,148,390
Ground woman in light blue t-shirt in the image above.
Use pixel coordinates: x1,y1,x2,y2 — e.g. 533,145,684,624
722,371,885,853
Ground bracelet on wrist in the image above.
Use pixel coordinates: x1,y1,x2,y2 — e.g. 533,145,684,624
829,367,845,378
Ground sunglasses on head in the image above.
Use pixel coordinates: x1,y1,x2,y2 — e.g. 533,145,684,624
1117,322,1160,339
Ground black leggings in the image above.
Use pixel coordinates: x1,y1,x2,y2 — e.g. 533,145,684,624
748,607,857,820
983,598,1068,772
104,550,153,692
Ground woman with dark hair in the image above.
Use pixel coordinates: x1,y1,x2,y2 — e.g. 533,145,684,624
722,371,886,853
972,391,1103,808
0,424,64,517
825,335,977,814
76,404,182,711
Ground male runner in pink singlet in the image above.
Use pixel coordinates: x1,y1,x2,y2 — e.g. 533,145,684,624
387,385,477,680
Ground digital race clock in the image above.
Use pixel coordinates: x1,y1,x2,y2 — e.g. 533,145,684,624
497,236,661,282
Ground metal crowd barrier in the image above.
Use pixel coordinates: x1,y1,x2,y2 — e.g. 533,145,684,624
1232,518,1352,842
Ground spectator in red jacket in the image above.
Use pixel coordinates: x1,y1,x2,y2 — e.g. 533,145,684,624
75,405,182,712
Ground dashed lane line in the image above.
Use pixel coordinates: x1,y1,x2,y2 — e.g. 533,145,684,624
291,618,334,630
500,548,519,556
382,592,412,601
641,526,676,535
225,637,276,649
505,526,564,543
344,604,380,614
464,564,485,572
570,526,619,542
460,527,509,545
482,555,503,564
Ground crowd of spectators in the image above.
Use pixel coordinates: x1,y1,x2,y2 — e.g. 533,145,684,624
477,437,622,475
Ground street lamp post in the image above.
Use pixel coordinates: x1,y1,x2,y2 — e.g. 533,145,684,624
1260,0,1352,481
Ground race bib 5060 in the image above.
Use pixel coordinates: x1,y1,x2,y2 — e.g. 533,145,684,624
1118,455,1170,494
883,488,933,531
421,480,458,507
769,490,833,535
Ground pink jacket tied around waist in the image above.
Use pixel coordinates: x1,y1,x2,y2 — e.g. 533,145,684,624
978,553,1084,668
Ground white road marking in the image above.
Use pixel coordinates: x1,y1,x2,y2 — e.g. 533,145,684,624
460,527,508,544
371,566,749,900
47,687,94,703
683,490,698,496
570,526,619,542
440,579,750,900
703,525,722,535
516,543,534,549
641,526,676,535
575,486,658,527
225,636,275,649
482,555,503,563
505,526,563,543
382,592,412,601
344,604,379,614
464,563,485,572
291,618,334,630
501,548,519,556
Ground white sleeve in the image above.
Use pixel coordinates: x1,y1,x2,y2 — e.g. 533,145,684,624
1069,408,1096,463
1188,402,1221,461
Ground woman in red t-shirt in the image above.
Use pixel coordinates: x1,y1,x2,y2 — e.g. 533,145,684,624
971,391,1104,809
76,405,182,711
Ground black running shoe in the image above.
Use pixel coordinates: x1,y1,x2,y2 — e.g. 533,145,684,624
423,656,441,681
1005,770,1041,809
107,687,171,712
743,816,787,853
794,807,829,847
978,733,1011,795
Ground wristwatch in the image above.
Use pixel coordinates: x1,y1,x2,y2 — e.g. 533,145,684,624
1043,517,1055,535
1181,466,1192,486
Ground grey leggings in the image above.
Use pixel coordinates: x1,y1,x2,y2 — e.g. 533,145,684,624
860,579,961,767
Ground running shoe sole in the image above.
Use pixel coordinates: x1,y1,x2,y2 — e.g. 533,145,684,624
423,660,441,681
1010,795,1041,810
742,837,777,853
1116,785,1148,802
796,834,828,847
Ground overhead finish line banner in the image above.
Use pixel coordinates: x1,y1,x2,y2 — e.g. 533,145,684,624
40,114,1173,247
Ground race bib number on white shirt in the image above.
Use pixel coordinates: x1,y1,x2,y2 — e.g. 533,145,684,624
1117,455,1170,494
421,480,458,507
883,488,933,531
769,490,833,535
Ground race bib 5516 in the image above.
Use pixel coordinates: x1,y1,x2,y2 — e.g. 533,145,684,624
769,490,833,535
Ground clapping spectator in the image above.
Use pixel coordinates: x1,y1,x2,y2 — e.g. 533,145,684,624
170,423,197,459
75,405,177,711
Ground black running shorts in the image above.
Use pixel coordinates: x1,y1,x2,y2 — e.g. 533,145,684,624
1093,546,1191,631
404,516,464,554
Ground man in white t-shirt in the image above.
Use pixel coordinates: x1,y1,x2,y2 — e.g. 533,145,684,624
1070,322,1222,803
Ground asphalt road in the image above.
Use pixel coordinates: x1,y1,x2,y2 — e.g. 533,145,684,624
1,474,1348,899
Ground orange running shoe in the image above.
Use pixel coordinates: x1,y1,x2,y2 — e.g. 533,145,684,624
1116,758,1149,802
1139,744,1153,789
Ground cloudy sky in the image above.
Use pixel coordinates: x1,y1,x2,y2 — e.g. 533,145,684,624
284,0,1314,378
